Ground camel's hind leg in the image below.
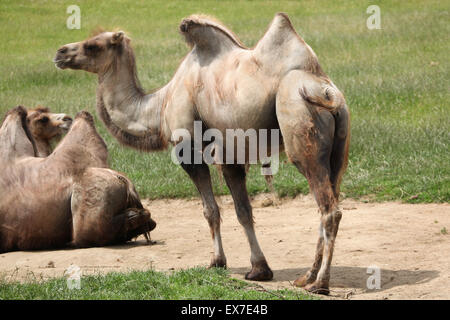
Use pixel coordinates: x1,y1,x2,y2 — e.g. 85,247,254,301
181,161,226,268
221,164,273,281
291,153,341,294
284,119,342,294
276,70,348,294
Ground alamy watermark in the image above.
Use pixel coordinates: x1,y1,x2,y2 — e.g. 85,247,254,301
65,264,81,290
66,5,81,30
171,121,280,175
366,5,381,30
366,265,381,290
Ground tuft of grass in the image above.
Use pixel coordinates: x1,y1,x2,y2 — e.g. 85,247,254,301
0,0,448,203
0,267,315,300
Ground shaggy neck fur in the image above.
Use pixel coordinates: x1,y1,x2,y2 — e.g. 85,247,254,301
97,42,167,151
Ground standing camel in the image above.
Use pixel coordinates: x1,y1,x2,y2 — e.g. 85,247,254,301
54,13,350,294
26,106,73,157
0,106,156,253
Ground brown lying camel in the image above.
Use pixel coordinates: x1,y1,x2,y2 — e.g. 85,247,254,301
26,106,73,157
55,13,350,294
0,106,156,253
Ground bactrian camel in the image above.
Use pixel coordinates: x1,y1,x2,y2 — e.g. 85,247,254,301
26,106,73,157
0,106,156,253
54,13,350,294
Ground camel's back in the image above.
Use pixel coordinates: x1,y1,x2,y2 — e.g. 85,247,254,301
172,13,324,132
180,13,322,81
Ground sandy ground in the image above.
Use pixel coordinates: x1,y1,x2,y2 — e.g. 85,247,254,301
0,194,449,300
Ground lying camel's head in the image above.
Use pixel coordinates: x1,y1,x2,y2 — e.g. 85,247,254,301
54,30,129,74
27,106,72,142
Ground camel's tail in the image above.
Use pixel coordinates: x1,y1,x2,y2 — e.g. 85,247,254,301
298,82,346,114
329,104,350,197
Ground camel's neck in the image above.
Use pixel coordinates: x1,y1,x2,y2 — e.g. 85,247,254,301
34,139,52,157
96,54,167,151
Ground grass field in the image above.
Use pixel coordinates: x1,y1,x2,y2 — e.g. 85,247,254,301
0,0,448,203
0,267,315,300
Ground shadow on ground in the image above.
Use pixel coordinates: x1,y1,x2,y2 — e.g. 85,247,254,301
229,266,439,293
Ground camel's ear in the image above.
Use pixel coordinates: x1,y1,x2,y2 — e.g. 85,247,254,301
111,31,125,44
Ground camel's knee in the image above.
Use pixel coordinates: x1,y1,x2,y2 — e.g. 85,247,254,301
236,205,254,227
203,204,220,226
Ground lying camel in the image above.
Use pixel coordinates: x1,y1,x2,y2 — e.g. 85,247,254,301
55,13,350,294
0,106,156,253
26,106,73,157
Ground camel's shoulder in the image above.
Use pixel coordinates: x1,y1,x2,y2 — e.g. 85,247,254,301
179,14,247,50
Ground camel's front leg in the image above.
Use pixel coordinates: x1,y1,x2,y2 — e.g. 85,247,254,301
221,164,273,281
180,161,227,268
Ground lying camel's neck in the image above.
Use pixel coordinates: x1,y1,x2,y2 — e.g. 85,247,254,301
96,50,167,151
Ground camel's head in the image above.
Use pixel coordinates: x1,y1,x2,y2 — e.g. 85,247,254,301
27,106,73,142
54,31,128,73
124,207,157,243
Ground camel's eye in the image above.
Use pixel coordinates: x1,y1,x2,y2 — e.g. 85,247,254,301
39,116,49,123
84,43,101,52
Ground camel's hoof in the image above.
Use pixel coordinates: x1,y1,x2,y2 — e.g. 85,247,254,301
208,258,227,269
304,281,330,295
245,261,273,281
293,274,313,287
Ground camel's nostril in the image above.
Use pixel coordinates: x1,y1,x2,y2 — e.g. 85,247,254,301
58,47,68,54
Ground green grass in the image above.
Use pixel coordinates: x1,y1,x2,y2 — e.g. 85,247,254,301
0,267,314,300
0,0,448,203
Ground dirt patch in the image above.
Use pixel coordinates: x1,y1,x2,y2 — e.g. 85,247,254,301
1,194,448,300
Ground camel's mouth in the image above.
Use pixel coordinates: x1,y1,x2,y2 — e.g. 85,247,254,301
53,57,67,69
124,208,157,242
53,57,81,70
59,119,73,132
53,58,69,69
